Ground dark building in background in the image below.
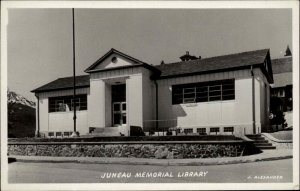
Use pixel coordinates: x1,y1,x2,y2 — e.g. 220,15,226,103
270,46,293,112
269,46,293,129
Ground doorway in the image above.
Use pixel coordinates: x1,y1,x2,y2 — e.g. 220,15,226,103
113,102,126,126
111,84,126,126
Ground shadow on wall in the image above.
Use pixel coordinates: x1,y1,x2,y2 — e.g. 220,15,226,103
172,104,187,117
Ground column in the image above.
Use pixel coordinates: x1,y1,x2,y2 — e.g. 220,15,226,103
126,75,143,127
88,79,106,128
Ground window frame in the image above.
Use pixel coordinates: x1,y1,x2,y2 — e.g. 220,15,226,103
48,132,54,137
49,94,88,113
172,79,235,105
197,128,206,135
224,127,234,133
210,127,220,134
183,128,193,134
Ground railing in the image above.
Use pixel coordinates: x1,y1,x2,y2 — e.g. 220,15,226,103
142,121,258,136
143,119,178,135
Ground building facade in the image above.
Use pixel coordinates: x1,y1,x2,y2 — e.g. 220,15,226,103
270,46,293,129
32,48,274,137
271,56,292,112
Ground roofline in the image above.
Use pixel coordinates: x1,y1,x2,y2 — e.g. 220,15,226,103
156,49,273,83
32,65,273,93
271,56,292,61
271,85,293,88
84,48,150,73
157,63,274,84
262,51,274,84
155,65,262,80
166,48,270,66
85,63,161,74
31,85,90,93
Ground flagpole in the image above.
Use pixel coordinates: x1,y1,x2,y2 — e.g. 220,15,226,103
71,8,78,137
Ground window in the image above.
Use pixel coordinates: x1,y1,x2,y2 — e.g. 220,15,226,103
197,128,206,135
210,127,220,134
222,82,235,100
183,87,196,103
271,88,285,98
183,128,193,134
278,89,285,97
63,132,72,137
224,127,234,133
48,132,54,137
56,132,62,137
111,56,118,63
172,79,235,104
49,95,87,112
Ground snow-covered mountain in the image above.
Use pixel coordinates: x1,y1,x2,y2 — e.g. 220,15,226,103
8,90,36,138
7,90,35,108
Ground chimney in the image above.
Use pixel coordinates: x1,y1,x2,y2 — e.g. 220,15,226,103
285,45,292,56
179,51,198,61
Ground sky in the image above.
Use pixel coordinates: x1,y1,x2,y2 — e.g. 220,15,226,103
7,8,292,101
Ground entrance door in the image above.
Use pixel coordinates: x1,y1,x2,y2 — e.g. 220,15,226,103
111,84,126,126
113,102,126,126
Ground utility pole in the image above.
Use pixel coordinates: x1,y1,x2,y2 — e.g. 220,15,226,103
71,8,78,137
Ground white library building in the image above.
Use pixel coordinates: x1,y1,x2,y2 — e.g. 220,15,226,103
32,48,273,137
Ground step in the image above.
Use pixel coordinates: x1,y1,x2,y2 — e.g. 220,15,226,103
94,128,104,133
91,127,120,137
256,146,276,150
254,143,273,146
252,140,268,143
249,137,265,141
245,134,262,138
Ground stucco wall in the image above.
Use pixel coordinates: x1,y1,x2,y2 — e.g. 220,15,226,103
105,83,112,127
36,88,90,137
39,97,49,134
254,78,261,133
90,63,154,132
142,69,154,121
126,74,143,127
257,78,269,132
155,69,268,136
36,65,269,137
88,80,105,128
48,111,88,135
89,66,144,132
253,68,271,132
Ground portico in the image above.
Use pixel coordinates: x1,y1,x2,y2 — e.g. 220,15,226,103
85,49,159,136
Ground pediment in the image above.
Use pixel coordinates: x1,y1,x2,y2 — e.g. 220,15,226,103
85,48,144,72
94,53,136,70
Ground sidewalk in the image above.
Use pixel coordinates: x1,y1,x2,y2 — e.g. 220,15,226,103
9,149,293,166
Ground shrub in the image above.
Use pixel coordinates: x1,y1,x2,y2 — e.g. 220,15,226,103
130,126,145,136
166,131,172,136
